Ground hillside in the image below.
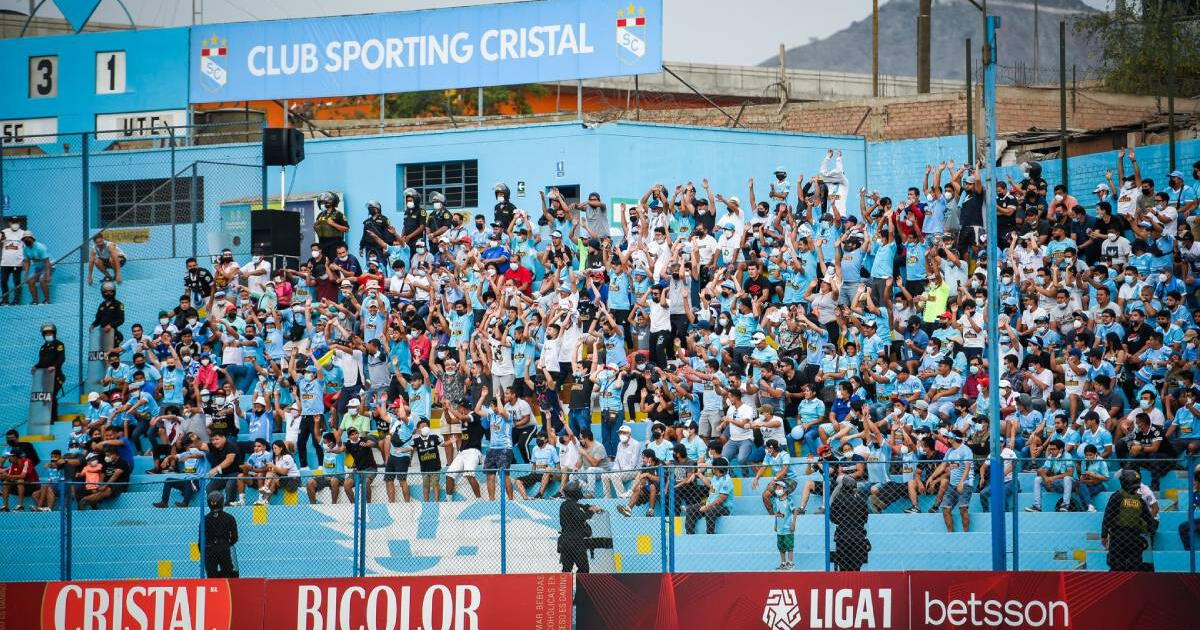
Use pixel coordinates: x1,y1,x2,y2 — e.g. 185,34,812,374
762,0,1102,82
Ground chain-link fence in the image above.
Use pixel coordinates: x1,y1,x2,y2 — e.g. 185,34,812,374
1,455,1196,581
0,124,265,421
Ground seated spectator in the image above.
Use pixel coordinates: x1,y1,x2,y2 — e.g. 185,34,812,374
685,457,732,534
0,446,39,511
616,450,662,517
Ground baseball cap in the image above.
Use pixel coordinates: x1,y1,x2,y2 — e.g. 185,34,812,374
727,196,740,205
913,400,929,410
551,230,563,238
253,397,266,406
1169,170,1185,179
999,379,1012,389
618,425,632,434
817,444,832,456
1093,183,1110,193
751,332,766,343
87,392,100,402
347,398,361,407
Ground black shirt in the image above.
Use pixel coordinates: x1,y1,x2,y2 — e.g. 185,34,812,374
1124,323,1150,355
460,417,485,451
204,511,239,550
568,373,593,410
345,437,379,470
207,440,241,472
742,274,773,300
959,191,984,228
493,202,517,228
184,268,213,296
413,434,442,472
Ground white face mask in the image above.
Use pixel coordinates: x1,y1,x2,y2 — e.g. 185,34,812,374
43,334,54,342
619,434,629,443
1001,277,1012,286
213,396,226,406
433,202,444,210
774,488,786,497
1159,273,1169,283
420,426,431,437
498,195,507,203
1140,399,1153,410
1036,326,1047,334
1054,194,1064,203
942,191,953,201
159,318,169,325
969,279,980,289
1073,319,1084,328
406,201,415,209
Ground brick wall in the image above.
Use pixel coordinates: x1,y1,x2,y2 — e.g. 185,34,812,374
638,87,1200,141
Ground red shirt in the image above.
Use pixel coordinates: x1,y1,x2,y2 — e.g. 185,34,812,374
7,458,37,483
504,265,533,294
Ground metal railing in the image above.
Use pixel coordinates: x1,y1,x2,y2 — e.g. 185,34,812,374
3,456,1194,581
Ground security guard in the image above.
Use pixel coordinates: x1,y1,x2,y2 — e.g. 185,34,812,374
33,322,65,421
425,191,454,243
493,183,517,229
359,200,392,263
313,191,348,259
400,187,426,244
1101,469,1155,572
90,281,125,346
203,491,239,577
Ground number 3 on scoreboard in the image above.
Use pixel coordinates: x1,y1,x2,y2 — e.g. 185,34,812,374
28,55,57,98
95,51,126,95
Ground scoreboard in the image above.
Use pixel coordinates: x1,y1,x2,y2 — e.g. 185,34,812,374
0,27,189,150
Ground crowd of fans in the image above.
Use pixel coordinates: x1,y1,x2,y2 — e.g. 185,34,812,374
3,148,1199,564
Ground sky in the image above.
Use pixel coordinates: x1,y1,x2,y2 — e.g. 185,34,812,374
3,0,1113,66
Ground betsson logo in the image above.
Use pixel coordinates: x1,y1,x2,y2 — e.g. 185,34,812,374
46,582,231,630
923,591,1070,628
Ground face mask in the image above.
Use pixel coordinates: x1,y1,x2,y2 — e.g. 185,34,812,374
214,396,226,406
1001,277,1012,286
498,195,507,203
1036,326,1047,334
406,201,415,209
1124,276,1135,285
433,202,444,210
201,395,212,404
43,334,54,342
1159,273,1169,283
1054,194,1064,202
311,250,322,258
200,358,211,366
652,430,663,440
105,455,116,463
131,380,145,389
893,406,903,415
969,279,980,289
619,434,629,444
969,365,979,375
774,488,786,497
8,222,18,229
1140,400,1152,410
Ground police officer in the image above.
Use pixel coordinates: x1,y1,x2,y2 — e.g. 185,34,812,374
558,480,606,573
493,183,517,229
425,191,454,243
203,491,240,577
400,187,426,245
1101,469,1155,572
90,281,125,346
314,191,348,259
33,322,65,422
359,200,392,263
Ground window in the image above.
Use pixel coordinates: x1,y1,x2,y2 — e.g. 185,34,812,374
402,160,478,209
96,177,204,227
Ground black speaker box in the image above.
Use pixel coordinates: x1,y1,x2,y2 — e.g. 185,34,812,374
250,210,301,259
262,127,304,166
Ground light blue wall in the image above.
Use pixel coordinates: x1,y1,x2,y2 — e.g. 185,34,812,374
867,135,1200,205
0,28,190,139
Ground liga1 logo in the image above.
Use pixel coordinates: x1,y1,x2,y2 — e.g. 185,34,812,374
199,35,229,92
615,4,647,64
42,581,233,630
761,588,895,630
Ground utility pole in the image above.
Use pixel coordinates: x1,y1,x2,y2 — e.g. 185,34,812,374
917,0,932,93
966,39,973,164
872,0,880,97
1059,21,1068,189
1034,0,1040,84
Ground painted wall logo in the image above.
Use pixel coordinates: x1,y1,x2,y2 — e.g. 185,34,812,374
615,4,647,64
42,581,233,630
763,589,802,630
199,36,229,92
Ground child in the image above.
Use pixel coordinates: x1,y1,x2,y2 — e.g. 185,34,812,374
772,483,800,570
32,450,64,512
306,432,346,504
411,420,443,502
232,438,273,506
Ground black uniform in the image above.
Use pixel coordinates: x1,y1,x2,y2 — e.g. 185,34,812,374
402,205,425,242
92,298,125,344
34,337,66,421
360,214,393,261
558,498,599,573
426,207,454,242
829,485,871,571
1102,488,1155,572
314,209,348,258
203,509,240,577
493,200,517,229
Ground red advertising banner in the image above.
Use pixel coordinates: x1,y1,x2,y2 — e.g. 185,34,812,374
263,574,573,630
0,574,571,630
576,572,1200,630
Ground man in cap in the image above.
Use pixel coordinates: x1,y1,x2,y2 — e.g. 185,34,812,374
603,424,641,499
940,430,974,532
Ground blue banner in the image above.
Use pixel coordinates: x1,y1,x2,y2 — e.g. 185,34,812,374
190,0,662,103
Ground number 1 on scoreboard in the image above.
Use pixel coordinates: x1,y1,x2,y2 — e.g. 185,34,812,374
96,51,126,95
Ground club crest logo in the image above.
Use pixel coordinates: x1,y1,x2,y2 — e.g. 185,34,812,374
199,35,228,92
615,4,647,64
763,589,802,630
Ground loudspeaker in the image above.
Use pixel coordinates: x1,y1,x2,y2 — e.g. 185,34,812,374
262,127,304,166
251,210,301,260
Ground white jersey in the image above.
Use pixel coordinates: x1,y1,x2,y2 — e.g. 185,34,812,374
0,227,24,267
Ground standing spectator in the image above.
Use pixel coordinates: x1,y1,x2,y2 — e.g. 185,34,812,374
203,492,239,577
0,216,25,304
557,480,605,574
22,231,51,304
412,419,442,502
829,474,870,571
941,431,974,532
1178,468,1200,552
770,473,800,570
